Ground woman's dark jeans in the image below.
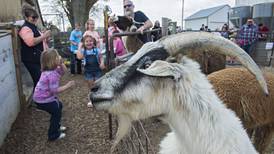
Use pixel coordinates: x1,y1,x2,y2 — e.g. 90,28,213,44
70,53,82,74
23,62,41,89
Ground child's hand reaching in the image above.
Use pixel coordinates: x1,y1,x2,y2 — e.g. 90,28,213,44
67,80,75,88
57,80,75,93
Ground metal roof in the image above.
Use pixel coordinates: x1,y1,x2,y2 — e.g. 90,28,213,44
185,5,229,20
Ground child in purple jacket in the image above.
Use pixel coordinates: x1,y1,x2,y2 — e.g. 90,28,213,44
33,48,75,141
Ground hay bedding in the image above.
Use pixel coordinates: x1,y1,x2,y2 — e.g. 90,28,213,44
0,72,168,154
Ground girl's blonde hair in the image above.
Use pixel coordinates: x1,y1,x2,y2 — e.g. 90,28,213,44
41,48,60,71
85,18,95,30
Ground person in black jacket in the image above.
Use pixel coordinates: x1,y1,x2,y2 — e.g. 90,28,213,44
151,20,162,41
19,4,51,89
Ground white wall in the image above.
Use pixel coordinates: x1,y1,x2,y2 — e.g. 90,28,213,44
185,18,207,30
236,0,274,6
208,6,230,30
0,33,20,146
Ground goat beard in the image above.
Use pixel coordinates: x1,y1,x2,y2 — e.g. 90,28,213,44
110,115,132,153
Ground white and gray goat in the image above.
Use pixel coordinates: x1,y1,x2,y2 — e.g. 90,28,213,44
89,32,268,154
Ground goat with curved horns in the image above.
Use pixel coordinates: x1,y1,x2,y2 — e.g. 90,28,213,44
90,32,267,153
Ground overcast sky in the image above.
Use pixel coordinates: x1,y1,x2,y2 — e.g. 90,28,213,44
94,0,235,27
40,0,235,29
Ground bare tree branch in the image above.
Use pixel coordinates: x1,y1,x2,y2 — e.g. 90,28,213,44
39,0,109,29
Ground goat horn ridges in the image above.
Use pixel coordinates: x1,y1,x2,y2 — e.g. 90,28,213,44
158,32,269,95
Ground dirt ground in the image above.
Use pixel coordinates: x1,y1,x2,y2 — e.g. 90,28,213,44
1,66,274,154
0,72,169,154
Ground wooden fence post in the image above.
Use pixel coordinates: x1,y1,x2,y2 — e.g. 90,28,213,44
11,26,26,106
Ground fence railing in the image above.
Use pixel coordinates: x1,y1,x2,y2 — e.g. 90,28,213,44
181,30,274,67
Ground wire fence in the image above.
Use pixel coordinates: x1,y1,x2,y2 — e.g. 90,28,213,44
181,30,274,67
49,32,71,58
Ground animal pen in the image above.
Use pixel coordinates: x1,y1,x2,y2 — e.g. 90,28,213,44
103,28,274,154
1,5,274,153
0,21,163,154
0,24,28,146
227,30,274,67
250,32,274,67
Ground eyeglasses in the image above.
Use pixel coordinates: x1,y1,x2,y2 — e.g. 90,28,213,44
31,16,38,20
124,4,132,8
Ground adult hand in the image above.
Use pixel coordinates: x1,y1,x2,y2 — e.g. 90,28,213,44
43,30,51,38
137,26,145,34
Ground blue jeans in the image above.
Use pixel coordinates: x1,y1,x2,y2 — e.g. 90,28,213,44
242,43,256,55
23,62,41,90
70,53,82,74
84,71,102,80
36,100,63,141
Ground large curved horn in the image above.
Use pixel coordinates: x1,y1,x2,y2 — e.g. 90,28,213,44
158,32,269,95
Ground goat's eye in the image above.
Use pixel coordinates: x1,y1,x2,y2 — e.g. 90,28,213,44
138,56,152,69
144,63,151,69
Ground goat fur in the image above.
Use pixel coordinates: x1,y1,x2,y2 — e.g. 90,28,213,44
208,67,274,153
107,58,258,154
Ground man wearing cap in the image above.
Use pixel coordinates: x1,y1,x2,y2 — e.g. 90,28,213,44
123,0,153,43
239,19,258,55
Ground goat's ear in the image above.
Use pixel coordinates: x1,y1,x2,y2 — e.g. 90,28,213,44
137,60,182,80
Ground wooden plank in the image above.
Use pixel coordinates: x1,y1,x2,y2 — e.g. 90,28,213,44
0,32,20,146
0,34,18,101
0,89,20,146
11,27,25,105
0,71,17,101
0,0,21,22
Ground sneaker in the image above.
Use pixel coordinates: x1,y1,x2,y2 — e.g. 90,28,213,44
60,126,67,131
57,133,66,140
87,101,93,108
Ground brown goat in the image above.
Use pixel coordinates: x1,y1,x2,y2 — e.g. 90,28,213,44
208,67,274,153
186,50,226,74
121,34,143,53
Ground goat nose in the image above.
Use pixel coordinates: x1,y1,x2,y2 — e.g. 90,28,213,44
91,86,99,92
